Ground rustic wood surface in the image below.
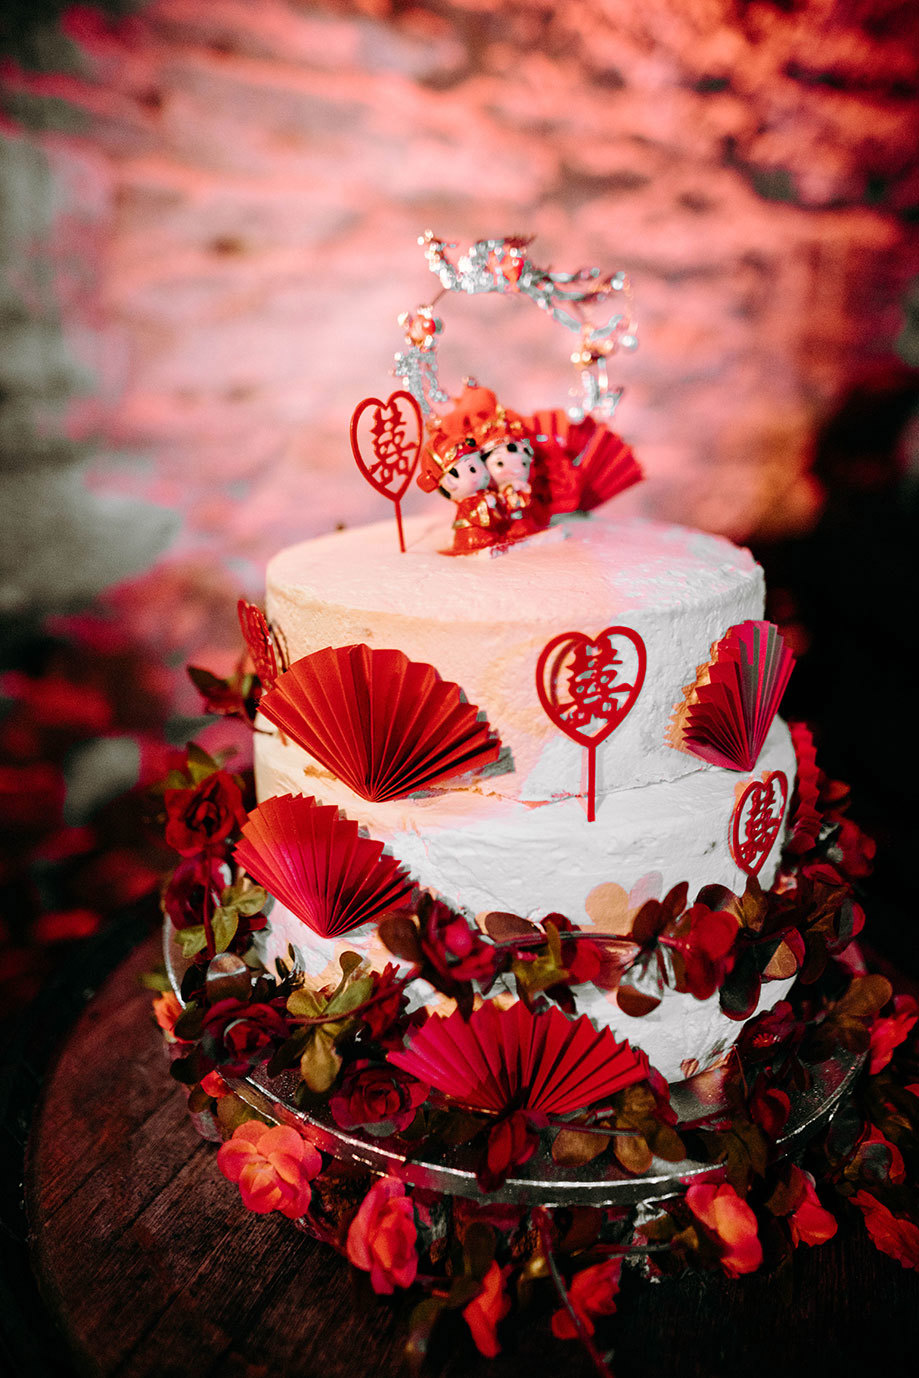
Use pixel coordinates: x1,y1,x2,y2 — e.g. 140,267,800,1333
23,932,914,1378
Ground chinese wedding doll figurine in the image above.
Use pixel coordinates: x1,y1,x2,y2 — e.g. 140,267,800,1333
417,383,547,554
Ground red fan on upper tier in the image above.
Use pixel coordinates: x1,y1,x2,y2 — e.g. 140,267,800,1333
234,794,414,938
388,999,649,1117
527,409,643,515
258,644,501,802
668,620,795,772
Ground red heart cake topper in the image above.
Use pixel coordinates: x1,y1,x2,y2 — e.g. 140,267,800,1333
536,626,647,821
350,390,423,552
729,770,788,877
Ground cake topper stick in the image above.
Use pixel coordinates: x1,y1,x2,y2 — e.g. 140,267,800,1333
349,390,423,553
536,626,647,822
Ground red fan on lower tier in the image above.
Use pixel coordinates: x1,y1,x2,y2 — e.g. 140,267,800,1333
668,620,795,773
258,645,501,802
527,409,643,515
388,999,649,1117
234,794,414,938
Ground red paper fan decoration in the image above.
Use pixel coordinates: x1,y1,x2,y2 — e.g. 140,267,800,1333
234,794,414,938
668,621,795,773
258,644,501,802
527,410,643,515
237,599,281,689
388,1000,649,1117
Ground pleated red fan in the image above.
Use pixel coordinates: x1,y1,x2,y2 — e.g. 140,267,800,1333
258,645,501,802
234,794,414,938
388,1000,649,1117
527,410,643,515
668,620,795,772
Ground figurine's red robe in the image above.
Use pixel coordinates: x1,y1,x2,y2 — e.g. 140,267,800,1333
450,490,507,554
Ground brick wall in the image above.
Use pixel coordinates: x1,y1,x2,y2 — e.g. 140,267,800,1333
2,0,918,636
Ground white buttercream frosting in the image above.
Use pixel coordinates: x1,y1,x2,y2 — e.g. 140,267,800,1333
266,512,765,802
255,510,798,1081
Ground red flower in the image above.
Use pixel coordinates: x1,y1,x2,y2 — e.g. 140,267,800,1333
329,1060,428,1133
868,995,919,1075
786,722,822,855
851,1125,906,1185
833,816,875,880
217,1120,322,1218
162,854,229,930
852,1192,919,1269
686,1182,763,1277
33,908,100,943
360,963,409,1042
669,903,739,1000
737,1000,803,1061
346,1175,418,1294
550,1257,622,1340
164,770,247,856
787,1169,837,1248
201,998,289,1075
153,990,184,1041
749,1078,791,1137
200,1070,231,1099
419,897,497,994
479,1109,540,1192
462,1261,511,1357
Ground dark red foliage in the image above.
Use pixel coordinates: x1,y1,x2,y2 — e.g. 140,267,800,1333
668,903,739,1000
360,963,411,1043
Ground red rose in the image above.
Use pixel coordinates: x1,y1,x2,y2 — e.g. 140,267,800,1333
550,1257,622,1340
163,854,229,930
164,770,247,856
852,1191,919,1269
686,1182,762,1277
462,1260,511,1357
218,1120,322,1218
330,1060,428,1133
201,997,289,1075
346,1175,418,1293
420,898,497,993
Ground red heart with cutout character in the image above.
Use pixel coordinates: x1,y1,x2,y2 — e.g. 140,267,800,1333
536,626,647,749
730,771,789,877
350,390,423,503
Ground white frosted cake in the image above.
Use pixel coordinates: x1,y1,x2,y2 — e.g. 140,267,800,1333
253,509,798,1081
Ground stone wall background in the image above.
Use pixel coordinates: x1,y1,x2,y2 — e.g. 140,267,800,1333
1,0,918,673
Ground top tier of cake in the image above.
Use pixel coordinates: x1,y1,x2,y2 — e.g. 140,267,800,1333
266,511,765,805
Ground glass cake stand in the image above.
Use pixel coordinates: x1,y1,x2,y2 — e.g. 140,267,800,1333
165,920,863,1207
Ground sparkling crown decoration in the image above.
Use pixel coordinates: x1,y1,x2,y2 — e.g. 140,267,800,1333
394,232,638,420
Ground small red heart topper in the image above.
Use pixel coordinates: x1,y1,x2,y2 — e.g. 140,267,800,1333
730,771,789,877
350,390,423,552
536,626,647,821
